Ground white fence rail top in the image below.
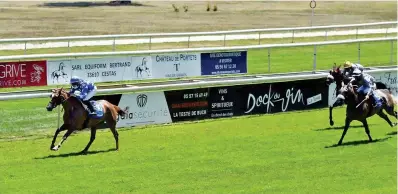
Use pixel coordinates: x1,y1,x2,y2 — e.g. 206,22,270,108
0,37,395,61
0,21,396,43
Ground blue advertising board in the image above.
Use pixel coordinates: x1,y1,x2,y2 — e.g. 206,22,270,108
200,51,247,76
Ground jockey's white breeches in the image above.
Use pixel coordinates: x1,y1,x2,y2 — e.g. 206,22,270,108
83,86,97,101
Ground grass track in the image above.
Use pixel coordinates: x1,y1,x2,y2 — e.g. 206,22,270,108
0,107,396,193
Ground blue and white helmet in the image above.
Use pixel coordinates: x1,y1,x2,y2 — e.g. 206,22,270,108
70,76,81,89
352,68,362,78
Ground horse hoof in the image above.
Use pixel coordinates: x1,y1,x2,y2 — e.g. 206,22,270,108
330,120,334,126
51,146,59,151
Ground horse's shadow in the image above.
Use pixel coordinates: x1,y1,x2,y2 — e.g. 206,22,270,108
325,137,392,148
386,131,397,136
313,125,366,131
34,148,117,160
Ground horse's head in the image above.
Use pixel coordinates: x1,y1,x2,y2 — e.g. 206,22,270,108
46,87,69,111
326,63,344,87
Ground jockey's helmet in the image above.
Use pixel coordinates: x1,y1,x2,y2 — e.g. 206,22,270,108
343,61,352,68
70,76,81,89
352,68,362,79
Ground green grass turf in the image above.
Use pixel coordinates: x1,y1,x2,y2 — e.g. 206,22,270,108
0,107,396,193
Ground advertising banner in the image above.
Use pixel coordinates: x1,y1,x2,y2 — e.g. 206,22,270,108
201,51,247,76
0,60,47,88
227,78,328,115
115,92,172,127
46,56,152,85
369,70,397,96
164,88,210,122
151,53,201,78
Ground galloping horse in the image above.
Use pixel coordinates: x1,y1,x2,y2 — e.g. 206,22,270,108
46,88,126,154
336,82,397,145
325,64,388,126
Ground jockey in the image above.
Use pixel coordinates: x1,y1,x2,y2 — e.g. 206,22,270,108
342,61,364,80
69,76,98,115
351,69,382,108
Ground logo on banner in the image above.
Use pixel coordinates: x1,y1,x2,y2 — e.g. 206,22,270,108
244,84,305,114
116,92,172,127
136,94,148,107
135,57,151,78
30,64,45,83
50,62,69,84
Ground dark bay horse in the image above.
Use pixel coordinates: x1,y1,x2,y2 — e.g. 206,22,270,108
325,64,388,126
336,82,397,145
46,88,126,153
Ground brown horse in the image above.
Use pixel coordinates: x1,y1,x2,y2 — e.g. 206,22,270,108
336,82,397,145
46,88,126,153
325,64,388,126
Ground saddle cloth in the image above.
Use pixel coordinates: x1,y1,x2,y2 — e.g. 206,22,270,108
80,100,104,119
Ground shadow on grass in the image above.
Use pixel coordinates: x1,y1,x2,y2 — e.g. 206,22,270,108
34,148,117,159
386,131,397,136
325,137,392,148
313,125,366,131
40,1,148,8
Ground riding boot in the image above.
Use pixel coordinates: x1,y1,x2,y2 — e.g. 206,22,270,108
84,101,97,115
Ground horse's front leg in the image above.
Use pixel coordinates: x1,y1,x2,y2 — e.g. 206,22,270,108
51,128,75,151
330,95,345,126
50,124,66,150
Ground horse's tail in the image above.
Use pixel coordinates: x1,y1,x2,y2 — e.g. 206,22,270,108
113,105,126,116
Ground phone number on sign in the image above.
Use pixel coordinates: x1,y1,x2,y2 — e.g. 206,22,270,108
87,71,117,78
215,64,236,70
183,92,208,99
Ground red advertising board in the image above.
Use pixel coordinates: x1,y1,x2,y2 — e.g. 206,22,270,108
0,60,47,88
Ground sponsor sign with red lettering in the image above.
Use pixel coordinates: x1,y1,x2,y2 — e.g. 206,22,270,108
0,60,47,88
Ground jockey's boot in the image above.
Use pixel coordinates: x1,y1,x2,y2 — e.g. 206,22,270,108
84,101,97,115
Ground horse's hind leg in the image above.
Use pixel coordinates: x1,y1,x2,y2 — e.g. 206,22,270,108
82,127,97,154
377,110,395,127
384,106,398,126
108,121,119,150
362,119,373,142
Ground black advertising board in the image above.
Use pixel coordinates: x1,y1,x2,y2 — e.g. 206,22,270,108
164,88,210,122
228,78,329,116
164,77,329,123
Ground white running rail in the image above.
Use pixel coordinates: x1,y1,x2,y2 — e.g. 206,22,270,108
0,21,396,51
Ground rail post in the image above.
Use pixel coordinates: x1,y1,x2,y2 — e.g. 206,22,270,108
112,38,116,51
149,36,152,50
391,39,394,65
357,42,361,63
268,48,271,72
291,30,295,43
67,40,70,53
313,45,317,72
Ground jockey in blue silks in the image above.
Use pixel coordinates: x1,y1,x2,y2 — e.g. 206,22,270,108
350,68,382,108
69,76,98,115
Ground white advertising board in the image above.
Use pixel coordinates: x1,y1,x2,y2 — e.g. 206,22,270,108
115,92,172,127
151,53,201,78
46,56,153,85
